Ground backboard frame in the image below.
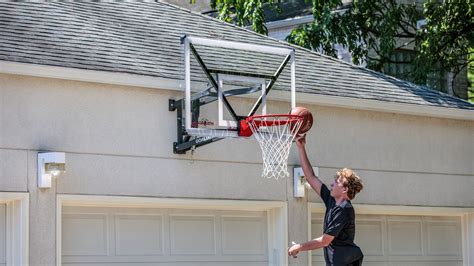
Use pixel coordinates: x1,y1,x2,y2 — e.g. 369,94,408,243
170,35,296,154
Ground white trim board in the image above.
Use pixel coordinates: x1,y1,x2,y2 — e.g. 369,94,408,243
1,60,472,121
57,194,288,266
0,192,29,266
0,60,182,91
59,194,286,210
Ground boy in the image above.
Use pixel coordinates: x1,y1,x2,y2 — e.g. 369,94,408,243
288,136,364,266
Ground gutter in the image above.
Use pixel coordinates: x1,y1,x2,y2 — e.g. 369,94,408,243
264,4,352,31
265,15,313,30
1,60,473,121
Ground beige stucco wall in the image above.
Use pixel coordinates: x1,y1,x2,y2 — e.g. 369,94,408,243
3,73,471,205
297,105,474,206
1,72,473,265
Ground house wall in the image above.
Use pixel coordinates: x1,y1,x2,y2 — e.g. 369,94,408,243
299,105,473,206
0,73,473,265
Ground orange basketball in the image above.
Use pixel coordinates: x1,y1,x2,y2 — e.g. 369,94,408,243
290,106,313,135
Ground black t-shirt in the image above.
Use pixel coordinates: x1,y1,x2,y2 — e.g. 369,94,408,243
320,184,363,265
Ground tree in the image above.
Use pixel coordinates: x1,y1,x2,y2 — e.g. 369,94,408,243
209,0,279,35
208,0,474,100
416,1,473,99
468,48,474,102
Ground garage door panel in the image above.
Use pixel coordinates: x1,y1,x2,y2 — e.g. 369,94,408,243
63,262,267,266
356,219,384,256
115,214,164,256
62,213,109,256
221,216,267,255
62,254,268,263
387,220,423,255
426,220,462,256
62,207,269,265
0,204,5,266
170,215,216,255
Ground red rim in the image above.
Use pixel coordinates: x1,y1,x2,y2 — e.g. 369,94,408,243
246,114,303,127
238,114,303,137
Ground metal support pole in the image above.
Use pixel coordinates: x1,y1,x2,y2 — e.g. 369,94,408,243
184,37,192,131
290,49,296,109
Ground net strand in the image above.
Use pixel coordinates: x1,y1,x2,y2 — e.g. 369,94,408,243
248,116,303,179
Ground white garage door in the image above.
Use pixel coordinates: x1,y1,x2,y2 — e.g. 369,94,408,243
62,206,269,266
311,213,463,266
0,204,5,266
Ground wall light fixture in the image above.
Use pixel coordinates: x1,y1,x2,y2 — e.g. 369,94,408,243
37,152,66,188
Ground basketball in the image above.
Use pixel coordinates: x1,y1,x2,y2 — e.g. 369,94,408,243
290,106,313,135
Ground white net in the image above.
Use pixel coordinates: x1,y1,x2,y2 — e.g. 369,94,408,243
247,115,303,179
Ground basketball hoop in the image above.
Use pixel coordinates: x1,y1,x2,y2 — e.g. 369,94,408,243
240,114,303,179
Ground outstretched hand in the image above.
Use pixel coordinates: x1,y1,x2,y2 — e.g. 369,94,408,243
288,242,301,258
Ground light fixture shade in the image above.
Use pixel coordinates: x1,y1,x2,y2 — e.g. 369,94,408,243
45,163,66,175
38,152,66,188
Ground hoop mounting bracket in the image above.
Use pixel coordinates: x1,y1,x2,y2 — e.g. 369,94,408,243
169,98,224,154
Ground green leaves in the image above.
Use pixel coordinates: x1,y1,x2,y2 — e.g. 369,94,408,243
210,0,279,35
206,0,473,99
415,1,473,84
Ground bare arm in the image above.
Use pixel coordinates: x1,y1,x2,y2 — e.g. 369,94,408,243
288,234,335,258
295,135,324,196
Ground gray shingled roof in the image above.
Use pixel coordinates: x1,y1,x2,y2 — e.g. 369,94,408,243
0,2,472,110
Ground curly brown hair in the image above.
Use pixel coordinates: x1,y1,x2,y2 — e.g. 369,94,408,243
335,168,363,200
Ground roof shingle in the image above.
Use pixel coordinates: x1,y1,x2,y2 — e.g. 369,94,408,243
0,2,472,110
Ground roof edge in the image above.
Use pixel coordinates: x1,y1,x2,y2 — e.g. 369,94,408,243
265,15,314,30
270,90,474,121
0,60,181,91
1,61,472,121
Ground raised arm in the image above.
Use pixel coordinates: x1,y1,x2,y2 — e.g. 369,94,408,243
295,135,324,196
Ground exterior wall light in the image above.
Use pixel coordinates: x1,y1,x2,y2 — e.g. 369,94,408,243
293,166,319,198
37,152,66,188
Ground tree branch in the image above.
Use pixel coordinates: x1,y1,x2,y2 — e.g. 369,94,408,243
399,18,417,32
397,21,416,37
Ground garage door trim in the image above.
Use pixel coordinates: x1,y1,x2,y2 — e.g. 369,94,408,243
57,194,288,266
0,192,29,266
